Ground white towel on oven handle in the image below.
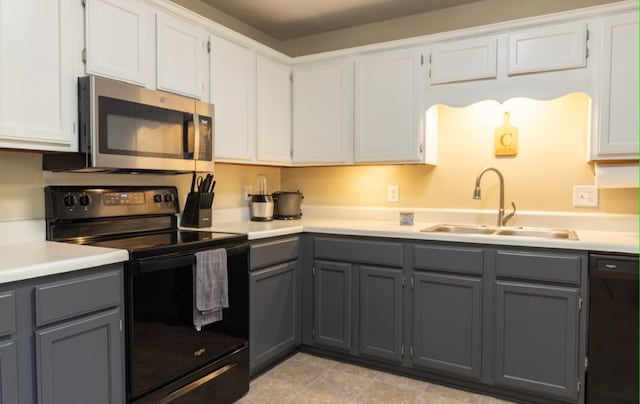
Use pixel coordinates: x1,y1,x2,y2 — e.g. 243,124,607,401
193,248,228,331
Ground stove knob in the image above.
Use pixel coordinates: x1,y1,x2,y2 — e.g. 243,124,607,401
153,194,163,203
63,194,77,207
164,193,175,203
79,194,92,206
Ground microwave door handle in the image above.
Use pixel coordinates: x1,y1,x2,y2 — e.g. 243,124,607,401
193,112,200,162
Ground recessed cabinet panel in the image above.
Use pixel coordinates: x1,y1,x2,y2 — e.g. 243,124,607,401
85,0,154,87
156,13,207,99
507,21,587,75
210,36,255,161
0,340,18,404
495,281,578,400
293,60,354,164
0,0,79,150
430,37,497,84
313,261,352,351
595,12,639,158
256,56,292,164
359,266,403,362
412,272,482,379
355,47,425,163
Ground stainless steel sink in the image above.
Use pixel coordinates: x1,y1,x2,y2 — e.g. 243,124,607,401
421,224,579,240
421,224,497,235
495,228,579,240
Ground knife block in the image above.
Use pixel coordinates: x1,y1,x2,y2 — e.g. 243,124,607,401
180,192,214,228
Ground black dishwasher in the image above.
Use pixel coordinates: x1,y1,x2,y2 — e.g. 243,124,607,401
586,253,638,404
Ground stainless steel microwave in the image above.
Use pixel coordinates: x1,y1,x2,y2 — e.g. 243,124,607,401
43,76,214,173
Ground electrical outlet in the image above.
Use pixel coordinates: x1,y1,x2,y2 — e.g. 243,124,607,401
388,185,399,202
244,186,252,201
573,185,598,207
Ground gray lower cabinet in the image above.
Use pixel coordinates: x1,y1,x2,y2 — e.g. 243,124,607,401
493,248,585,401
0,339,18,404
359,265,403,362
312,260,353,351
36,309,122,404
494,281,579,400
411,244,484,380
412,272,482,379
249,237,301,375
0,264,124,404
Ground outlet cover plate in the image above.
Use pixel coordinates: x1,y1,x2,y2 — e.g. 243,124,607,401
573,185,598,207
388,185,399,202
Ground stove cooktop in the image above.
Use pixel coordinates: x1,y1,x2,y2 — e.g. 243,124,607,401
79,230,247,260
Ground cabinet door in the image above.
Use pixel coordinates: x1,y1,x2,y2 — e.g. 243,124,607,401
359,266,403,362
429,37,497,85
36,309,123,404
256,55,292,164
156,12,208,99
595,12,638,159
293,60,353,164
85,0,154,87
355,47,425,163
0,339,18,404
313,261,353,351
210,36,255,162
495,281,579,401
412,272,482,379
507,21,587,75
0,0,80,151
249,261,300,375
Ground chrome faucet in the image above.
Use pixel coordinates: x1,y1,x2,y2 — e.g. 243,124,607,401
473,167,516,227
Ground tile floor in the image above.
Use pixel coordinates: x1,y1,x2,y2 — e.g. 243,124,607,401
237,352,515,404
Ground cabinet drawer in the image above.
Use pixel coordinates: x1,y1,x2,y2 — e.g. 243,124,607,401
0,292,15,336
314,237,403,267
495,250,582,284
35,270,121,327
507,21,587,75
413,244,484,274
250,237,299,270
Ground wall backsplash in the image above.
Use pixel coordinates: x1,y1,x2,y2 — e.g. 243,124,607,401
282,93,638,214
0,92,636,223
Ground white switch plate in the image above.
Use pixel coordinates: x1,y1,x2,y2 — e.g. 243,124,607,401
244,186,252,201
573,185,598,207
388,185,399,202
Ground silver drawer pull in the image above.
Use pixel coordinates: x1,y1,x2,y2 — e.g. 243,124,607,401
605,264,618,269
159,363,237,404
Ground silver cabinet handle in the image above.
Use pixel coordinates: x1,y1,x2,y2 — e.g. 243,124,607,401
158,363,237,404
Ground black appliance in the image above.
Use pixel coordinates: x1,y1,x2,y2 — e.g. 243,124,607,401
45,186,249,404
43,76,214,174
586,252,638,404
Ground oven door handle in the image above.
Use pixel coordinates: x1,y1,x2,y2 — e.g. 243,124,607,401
132,243,248,275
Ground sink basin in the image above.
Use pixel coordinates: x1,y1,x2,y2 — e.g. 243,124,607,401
495,228,579,240
421,224,579,240
421,224,497,235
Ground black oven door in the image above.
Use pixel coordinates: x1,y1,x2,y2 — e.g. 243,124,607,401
125,243,248,402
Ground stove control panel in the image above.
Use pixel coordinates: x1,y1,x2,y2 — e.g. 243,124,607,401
45,186,180,220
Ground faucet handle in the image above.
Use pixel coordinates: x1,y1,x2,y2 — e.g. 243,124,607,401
503,201,516,226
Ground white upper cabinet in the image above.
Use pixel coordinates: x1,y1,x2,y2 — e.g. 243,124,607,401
354,47,427,163
85,0,154,88
256,56,292,164
210,36,256,162
293,60,354,165
507,21,588,75
592,11,638,160
156,12,208,99
0,0,81,151
429,37,497,85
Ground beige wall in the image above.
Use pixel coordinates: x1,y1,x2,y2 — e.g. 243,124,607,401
281,93,638,214
173,0,619,56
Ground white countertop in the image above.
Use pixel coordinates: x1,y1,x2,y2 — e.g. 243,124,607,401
1,208,636,285
212,217,638,254
0,241,129,284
